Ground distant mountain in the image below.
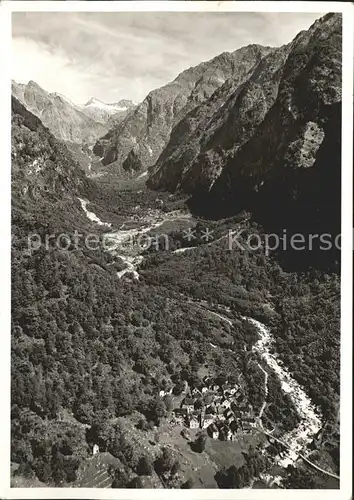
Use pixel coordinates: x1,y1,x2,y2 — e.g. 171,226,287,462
81,97,136,124
148,13,342,240
11,80,108,145
93,44,273,171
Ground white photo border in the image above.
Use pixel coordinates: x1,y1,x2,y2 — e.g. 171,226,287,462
0,2,352,499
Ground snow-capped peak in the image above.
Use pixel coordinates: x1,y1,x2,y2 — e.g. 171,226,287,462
82,97,136,113
83,97,129,112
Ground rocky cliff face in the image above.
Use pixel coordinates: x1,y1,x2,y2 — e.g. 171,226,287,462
93,45,273,172
148,43,289,191
148,13,342,238
12,81,108,145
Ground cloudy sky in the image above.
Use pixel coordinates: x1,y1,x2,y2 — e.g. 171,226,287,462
12,11,323,105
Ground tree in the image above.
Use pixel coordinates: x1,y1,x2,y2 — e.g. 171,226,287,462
128,476,144,488
164,395,173,412
154,447,175,476
215,465,242,488
170,460,180,476
283,466,318,488
147,398,167,426
111,467,130,488
86,421,114,451
181,478,194,489
136,417,148,431
191,434,207,453
137,455,153,476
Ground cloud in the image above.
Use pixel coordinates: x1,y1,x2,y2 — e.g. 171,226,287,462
12,37,97,104
12,11,324,104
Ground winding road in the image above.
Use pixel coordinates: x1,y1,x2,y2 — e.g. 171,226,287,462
256,362,269,419
257,427,340,481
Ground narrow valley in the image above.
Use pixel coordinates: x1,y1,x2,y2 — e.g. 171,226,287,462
10,9,343,493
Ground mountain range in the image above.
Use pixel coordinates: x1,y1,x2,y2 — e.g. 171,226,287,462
12,13,341,238
92,44,274,169
11,80,136,145
12,13,341,246
148,13,341,211
148,12,342,246
95,13,341,241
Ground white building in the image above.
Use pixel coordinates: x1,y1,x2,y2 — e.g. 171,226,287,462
189,417,199,429
201,415,214,429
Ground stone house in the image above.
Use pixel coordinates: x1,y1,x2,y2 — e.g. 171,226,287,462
224,389,238,398
216,407,226,421
181,397,195,413
201,414,214,429
92,444,99,455
224,409,234,424
205,404,216,415
172,408,188,424
225,429,233,441
188,415,200,429
214,395,223,405
220,398,232,409
208,423,219,440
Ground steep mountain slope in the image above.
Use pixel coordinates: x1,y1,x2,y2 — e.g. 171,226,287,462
148,43,291,192
12,81,108,145
81,97,136,125
11,96,94,234
148,13,342,240
93,45,274,172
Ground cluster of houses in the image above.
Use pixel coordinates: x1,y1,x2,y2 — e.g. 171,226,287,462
168,376,256,441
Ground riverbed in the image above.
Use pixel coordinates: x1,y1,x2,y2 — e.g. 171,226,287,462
245,317,323,467
78,197,193,279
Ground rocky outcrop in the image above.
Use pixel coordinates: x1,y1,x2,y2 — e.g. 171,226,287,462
148,13,342,237
12,81,108,145
93,45,273,172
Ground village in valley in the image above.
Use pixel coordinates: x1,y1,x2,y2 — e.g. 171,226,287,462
160,375,257,442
